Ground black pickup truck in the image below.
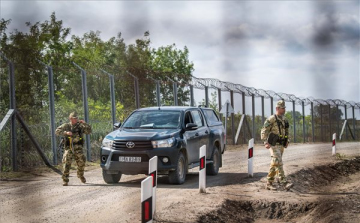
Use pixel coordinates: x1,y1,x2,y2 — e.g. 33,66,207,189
100,106,225,184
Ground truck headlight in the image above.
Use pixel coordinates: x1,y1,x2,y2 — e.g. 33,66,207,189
152,137,175,148
102,138,114,148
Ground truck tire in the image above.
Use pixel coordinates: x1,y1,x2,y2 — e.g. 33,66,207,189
168,152,187,184
207,148,220,175
102,169,122,184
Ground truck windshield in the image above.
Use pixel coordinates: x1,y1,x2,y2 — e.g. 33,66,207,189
122,110,181,129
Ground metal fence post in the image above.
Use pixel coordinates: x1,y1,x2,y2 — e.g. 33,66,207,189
311,102,315,142
344,105,348,140
47,66,57,165
270,97,273,115
190,85,194,106
352,106,356,140
329,104,332,141
251,94,255,140
336,105,340,139
302,101,305,143
135,77,140,109
230,90,235,145
242,92,246,144
1,51,18,171
110,75,116,125
261,96,265,125
173,82,178,106
37,60,58,165
81,69,91,161
218,88,222,119
205,86,209,107
9,61,17,171
100,69,117,127
72,62,91,161
156,80,161,107
292,101,296,143
320,104,323,141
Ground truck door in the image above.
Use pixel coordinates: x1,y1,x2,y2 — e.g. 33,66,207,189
190,110,210,162
183,110,201,164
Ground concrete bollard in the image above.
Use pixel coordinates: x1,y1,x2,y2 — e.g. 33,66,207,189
141,176,153,223
332,133,336,156
199,145,206,193
149,156,158,216
248,138,254,177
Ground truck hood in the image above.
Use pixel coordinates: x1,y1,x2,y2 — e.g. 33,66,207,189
106,128,180,141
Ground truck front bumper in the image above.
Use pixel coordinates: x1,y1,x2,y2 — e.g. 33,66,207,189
100,146,180,175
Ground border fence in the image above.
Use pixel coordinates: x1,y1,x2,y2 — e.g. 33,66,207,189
1,51,359,172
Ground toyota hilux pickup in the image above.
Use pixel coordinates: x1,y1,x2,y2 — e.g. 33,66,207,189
100,106,225,184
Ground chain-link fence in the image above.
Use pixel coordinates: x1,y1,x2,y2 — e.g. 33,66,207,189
1,53,359,172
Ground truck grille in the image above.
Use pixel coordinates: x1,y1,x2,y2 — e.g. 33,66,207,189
112,140,153,150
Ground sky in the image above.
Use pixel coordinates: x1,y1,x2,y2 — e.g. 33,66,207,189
1,0,360,108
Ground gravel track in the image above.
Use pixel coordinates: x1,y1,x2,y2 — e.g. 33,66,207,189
1,142,359,223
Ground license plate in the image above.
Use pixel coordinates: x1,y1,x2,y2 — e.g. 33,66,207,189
119,156,141,162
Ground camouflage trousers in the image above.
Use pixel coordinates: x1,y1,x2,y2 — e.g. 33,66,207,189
267,145,287,184
62,145,86,182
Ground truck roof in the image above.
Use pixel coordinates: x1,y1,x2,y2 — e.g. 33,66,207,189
137,106,199,111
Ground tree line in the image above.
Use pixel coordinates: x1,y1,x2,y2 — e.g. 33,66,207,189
0,12,194,123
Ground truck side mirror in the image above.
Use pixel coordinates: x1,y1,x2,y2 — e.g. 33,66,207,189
185,123,198,130
113,122,121,129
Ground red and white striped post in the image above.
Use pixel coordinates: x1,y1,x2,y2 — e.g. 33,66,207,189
141,176,153,223
248,138,254,177
332,133,336,156
199,145,206,193
149,156,158,216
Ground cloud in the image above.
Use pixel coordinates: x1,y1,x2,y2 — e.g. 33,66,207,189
2,1,43,33
1,0,359,103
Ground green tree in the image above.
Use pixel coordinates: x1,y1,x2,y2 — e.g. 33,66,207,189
0,12,72,122
312,104,343,121
149,44,194,106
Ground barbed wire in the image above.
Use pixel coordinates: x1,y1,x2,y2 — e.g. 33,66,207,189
190,76,360,108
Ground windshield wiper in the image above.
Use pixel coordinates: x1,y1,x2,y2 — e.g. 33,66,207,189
140,123,155,128
153,127,177,129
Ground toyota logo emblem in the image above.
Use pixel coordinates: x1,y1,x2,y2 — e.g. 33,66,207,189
126,141,135,148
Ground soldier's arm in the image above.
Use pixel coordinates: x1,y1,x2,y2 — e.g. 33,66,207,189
284,119,290,145
261,118,273,143
80,122,92,134
285,121,289,136
55,123,70,136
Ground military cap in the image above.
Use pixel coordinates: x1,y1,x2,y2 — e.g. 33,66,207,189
276,100,286,108
69,112,78,119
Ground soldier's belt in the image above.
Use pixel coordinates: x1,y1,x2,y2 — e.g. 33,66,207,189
65,138,84,146
268,133,288,147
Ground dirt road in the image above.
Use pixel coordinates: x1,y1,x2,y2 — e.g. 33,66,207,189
1,142,359,223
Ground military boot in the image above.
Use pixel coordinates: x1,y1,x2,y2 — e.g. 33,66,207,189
63,181,68,186
265,182,277,190
80,176,86,183
275,177,280,184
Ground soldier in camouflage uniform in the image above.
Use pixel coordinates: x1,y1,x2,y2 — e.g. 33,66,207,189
56,112,92,186
261,100,293,190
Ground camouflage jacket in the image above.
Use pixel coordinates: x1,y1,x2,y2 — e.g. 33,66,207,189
260,115,289,143
55,122,92,144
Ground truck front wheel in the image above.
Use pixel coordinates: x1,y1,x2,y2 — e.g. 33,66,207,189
102,169,122,184
168,152,187,184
